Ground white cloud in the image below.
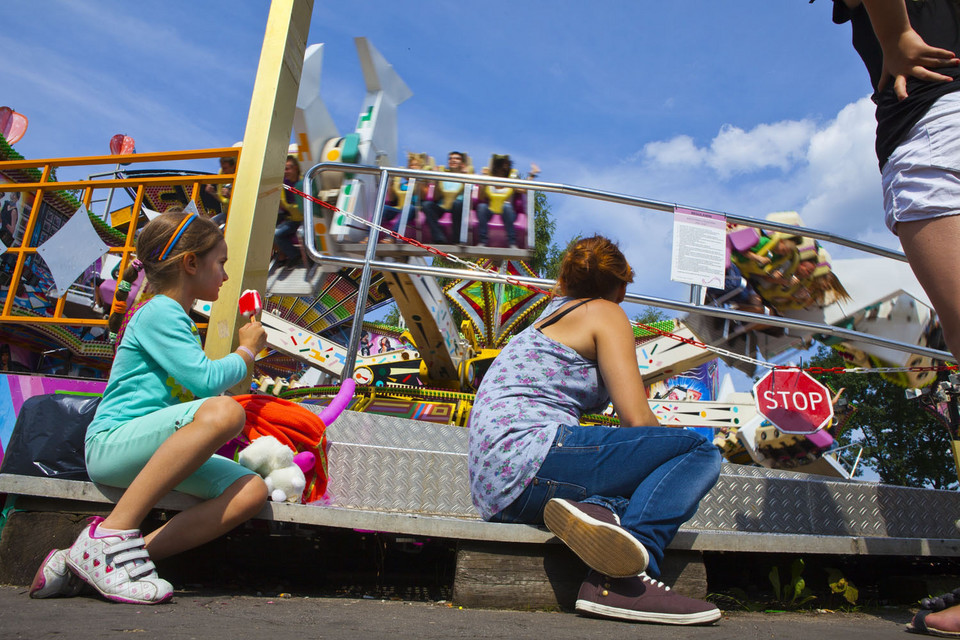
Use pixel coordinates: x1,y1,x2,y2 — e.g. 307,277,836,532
643,120,817,178
800,97,884,235
707,120,816,177
642,135,705,168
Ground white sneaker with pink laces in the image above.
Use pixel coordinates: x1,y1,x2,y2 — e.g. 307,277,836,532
65,517,173,605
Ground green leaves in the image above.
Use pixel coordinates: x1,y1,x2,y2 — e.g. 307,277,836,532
768,559,817,608
826,568,859,605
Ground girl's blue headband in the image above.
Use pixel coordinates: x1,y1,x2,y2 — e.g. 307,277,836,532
157,213,198,261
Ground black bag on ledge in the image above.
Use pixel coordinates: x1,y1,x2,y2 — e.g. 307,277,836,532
0,393,99,481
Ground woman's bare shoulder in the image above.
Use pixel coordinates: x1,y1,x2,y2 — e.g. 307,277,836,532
586,298,628,317
583,299,631,329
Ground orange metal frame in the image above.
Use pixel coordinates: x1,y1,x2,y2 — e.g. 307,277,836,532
0,147,239,329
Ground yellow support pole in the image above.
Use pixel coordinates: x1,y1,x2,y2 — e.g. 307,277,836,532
951,441,960,486
205,0,313,386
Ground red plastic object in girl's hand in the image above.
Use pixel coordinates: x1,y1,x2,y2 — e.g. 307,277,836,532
239,289,262,317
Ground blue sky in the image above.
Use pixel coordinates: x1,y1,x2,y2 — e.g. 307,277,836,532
3,1,888,372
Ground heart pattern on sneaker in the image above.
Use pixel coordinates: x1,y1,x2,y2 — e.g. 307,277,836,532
65,519,173,605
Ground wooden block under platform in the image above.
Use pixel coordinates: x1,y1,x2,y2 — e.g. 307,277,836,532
0,510,94,586
452,540,708,610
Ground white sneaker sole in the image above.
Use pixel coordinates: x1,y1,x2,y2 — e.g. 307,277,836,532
576,598,722,625
543,500,648,578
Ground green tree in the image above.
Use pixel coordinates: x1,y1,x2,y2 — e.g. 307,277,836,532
808,346,957,489
541,233,581,281
379,304,402,327
632,307,669,326
528,191,556,276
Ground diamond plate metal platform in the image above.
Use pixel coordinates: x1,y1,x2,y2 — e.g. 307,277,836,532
318,409,960,553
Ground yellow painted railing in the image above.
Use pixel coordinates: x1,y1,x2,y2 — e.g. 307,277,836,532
0,148,239,329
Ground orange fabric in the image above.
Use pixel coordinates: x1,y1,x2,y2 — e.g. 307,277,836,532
234,395,329,502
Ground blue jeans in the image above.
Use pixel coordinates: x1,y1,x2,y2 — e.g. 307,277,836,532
489,424,721,578
476,201,517,245
380,205,401,230
422,199,463,244
274,219,301,261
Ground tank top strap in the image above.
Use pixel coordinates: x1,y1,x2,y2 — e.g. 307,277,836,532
537,297,598,330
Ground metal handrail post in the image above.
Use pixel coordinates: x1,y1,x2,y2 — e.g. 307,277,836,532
341,167,391,381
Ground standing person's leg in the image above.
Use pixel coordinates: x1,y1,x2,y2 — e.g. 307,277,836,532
899,216,960,635
898,215,960,358
881,97,960,636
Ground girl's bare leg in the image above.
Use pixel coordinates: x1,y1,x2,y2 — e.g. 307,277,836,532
143,474,267,560
900,219,960,634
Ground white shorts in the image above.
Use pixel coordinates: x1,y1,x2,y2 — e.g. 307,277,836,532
882,91,960,234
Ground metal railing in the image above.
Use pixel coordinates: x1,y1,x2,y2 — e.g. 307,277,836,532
299,162,951,379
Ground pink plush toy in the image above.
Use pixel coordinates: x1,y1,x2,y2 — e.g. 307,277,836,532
293,451,316,475
320,378,355,425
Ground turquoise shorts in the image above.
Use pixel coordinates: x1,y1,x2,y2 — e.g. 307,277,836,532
84,399,256,500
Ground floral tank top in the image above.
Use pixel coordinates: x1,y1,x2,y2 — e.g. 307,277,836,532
468,296,610,520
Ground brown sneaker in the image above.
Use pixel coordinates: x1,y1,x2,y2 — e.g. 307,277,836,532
576,570,721,625
543,498,648,578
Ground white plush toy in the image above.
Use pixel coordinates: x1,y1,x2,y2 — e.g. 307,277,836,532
237,435,306,503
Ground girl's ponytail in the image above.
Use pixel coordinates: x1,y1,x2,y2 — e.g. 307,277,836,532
108,259,143,344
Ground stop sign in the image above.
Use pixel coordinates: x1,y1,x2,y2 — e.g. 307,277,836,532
753,369,833,435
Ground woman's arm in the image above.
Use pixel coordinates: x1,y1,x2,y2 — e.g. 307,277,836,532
592,302,660,427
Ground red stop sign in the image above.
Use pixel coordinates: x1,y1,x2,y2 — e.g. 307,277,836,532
753,369,833,435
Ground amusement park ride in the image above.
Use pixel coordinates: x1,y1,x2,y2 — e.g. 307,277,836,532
2,6,960,574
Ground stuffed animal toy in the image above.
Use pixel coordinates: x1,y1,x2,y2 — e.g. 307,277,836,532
238,435,313,503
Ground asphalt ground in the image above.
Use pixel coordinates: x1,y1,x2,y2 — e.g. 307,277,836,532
0,585,921,640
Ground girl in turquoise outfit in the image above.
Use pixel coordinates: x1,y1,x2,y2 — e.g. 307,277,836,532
30,210,268,605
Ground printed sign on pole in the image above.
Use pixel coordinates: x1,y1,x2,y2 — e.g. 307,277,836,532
670,207,726,289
